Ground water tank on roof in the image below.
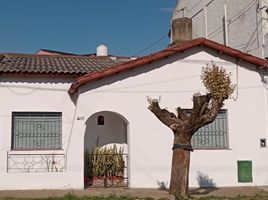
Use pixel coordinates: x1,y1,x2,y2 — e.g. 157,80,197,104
96,44,108,56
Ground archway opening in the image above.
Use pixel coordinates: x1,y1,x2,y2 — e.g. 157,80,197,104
84,111,128,188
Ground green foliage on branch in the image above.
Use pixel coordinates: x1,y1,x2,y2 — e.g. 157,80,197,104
201,62,235,100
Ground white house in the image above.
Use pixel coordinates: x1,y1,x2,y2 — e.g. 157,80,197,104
172,0,268,59
1,38,268,190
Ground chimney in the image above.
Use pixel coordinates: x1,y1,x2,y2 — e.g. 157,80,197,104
96,44,108,56
171,17,192,44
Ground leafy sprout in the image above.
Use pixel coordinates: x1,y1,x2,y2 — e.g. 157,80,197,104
201,62,235,100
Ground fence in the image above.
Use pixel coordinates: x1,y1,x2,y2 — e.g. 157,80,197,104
7,152,66,173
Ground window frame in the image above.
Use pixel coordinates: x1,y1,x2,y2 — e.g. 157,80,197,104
184,109,229,150
11,112,62,151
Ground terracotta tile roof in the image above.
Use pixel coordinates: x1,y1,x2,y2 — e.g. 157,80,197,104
0,53,130,76
68,38,268,95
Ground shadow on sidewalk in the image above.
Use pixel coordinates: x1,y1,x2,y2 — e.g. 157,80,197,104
190,187,218,195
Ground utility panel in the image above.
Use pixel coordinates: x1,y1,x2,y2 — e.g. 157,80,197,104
237,160,252,182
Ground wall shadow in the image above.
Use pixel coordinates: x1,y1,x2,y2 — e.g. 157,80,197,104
156,180,168,191
197,171,216,187
189,171,218,195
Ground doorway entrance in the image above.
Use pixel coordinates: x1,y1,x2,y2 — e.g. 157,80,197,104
84,111,129,188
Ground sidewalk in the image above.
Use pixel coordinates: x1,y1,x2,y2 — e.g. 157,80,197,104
0,186,267,199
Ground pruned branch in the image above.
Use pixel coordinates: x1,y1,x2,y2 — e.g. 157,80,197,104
189,93,210,125
196,95,224,129
177,107,188,121
147,63,233,138
199,93,211,115
148,99,181,131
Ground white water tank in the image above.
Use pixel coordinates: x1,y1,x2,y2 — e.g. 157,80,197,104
96,44,108,56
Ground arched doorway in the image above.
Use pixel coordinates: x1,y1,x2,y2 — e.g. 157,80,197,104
84,111,129,188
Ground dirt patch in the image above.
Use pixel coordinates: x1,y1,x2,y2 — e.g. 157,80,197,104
190,186,268,198
0,187,267,199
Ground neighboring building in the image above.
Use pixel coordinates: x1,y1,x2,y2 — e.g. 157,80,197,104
1,39,268,189
172,0,268,59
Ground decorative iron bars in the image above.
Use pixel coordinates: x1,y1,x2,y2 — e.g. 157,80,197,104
183,109,228,149
12,112,62,150
191,109,228,149
7,152,66,173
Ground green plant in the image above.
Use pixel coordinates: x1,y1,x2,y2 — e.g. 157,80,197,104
84,150,91,177
90,145,103,177
201,62,235,100
84,144,125,179
64,192,77,200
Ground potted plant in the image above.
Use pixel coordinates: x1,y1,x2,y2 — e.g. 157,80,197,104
84,144,125,187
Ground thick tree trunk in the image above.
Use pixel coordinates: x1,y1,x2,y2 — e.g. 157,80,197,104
170,149,190,197
148,95,225,198
169,142,191,198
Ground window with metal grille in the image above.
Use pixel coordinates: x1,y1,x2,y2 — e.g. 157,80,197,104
184,109,228,149
12,112,62,150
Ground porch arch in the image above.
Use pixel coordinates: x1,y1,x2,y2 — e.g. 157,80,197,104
84,111,129,153
83,111,129,187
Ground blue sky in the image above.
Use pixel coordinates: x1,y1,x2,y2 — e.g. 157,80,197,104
0,0,176,56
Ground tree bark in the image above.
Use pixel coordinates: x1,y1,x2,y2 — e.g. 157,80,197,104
169,132,192,198
148,95,224,198
170,148,190,198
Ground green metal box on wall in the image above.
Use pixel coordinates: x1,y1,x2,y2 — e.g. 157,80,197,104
237,160,252,182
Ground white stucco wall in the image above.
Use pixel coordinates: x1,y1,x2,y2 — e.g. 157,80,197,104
172,0,268,58
77,47,268,188
1,47,268,190
0,76,84,190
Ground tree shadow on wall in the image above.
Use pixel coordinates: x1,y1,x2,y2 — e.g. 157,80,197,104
157,180,168,191
190,171,218,195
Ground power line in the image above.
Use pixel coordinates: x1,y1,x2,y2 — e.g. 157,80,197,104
190,0,216,19
228,1,255,25
233,17,266,53
207,0,255,39
135,0,257,57
189,0,203,14
229,0,255,19
133,33,168,57
234,41,255,49
243,20,265,53
243,27,258,52
209,20,258,47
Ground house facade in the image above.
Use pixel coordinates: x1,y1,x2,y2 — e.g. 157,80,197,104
1,39,268,189
172,0,268,59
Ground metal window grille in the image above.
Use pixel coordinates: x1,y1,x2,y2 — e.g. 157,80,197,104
7,152,66,173
184,109,228,149
12,112,62,150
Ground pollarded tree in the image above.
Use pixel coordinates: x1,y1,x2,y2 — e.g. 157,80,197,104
148,62,234,198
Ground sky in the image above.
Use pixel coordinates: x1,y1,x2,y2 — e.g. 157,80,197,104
0,0,176,57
